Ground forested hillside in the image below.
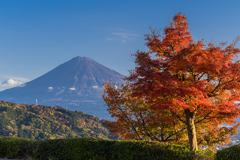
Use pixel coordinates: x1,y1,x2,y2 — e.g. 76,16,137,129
0,101,119,140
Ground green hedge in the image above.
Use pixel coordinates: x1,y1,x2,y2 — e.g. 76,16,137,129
216,143,240,160
0,136,215,160
0,136,36,159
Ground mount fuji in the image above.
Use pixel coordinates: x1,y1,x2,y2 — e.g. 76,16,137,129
0,56,124,120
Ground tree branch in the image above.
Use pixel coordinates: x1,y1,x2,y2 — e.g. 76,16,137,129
117,104,143,140
195,112,212,124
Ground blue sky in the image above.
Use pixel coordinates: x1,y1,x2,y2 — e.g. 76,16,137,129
1,0,240,91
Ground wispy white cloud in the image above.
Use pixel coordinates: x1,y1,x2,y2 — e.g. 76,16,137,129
1,79,24,87
1,75,30,82
48,87,53,90
112,32,139,38
107,32,139,43
69,87,76,91
106,37,114,41
105,28,139,42
92,85,98,89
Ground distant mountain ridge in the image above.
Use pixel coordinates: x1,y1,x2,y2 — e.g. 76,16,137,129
0,56,124,119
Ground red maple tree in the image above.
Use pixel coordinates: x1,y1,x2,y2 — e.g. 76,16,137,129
125,12,240,151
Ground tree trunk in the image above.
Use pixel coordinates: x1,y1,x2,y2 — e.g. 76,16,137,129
185,109,198,151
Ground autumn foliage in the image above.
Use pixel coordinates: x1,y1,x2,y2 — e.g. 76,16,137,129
103,12,240,151
103,82,187,143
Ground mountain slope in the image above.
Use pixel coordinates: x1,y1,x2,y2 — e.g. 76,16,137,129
0,101,119,140
0,56,124,119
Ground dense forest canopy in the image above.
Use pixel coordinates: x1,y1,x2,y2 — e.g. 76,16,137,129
0,101,119,140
